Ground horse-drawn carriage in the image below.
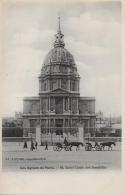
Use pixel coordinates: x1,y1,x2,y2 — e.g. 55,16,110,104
85,141,116,151
53,141,83,151
53,140,116,152
53,142,71,151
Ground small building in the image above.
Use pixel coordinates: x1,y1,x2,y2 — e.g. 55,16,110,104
111,123,121,137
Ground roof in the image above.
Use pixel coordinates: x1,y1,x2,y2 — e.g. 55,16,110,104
80,97,96,101
43,47,76,67
23,96,40,101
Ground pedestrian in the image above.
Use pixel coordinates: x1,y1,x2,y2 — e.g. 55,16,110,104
35,141,38,149
45,141,48,150
23,140,28,149
31,141,35,151
94,141,98,147
64,137,68,146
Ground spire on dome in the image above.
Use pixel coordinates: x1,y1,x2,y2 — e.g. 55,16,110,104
58,15,61,33
54,16,65,48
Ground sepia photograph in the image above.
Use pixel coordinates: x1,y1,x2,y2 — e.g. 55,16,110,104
1,0,122,171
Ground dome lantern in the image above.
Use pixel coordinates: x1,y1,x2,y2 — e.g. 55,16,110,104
54,16,65,48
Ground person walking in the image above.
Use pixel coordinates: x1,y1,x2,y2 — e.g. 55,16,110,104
45,141,48,150
35,141,38,149
31,141,35,151
23,140,28,149
64,137,68,146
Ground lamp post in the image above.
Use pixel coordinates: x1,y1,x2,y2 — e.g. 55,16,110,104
29,130,33,151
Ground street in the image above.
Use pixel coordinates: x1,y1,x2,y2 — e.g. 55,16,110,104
2,142,121,170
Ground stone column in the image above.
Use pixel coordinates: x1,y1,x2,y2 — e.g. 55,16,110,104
63,97,65,113
47,97,49,112
77,97,79,114
39,79,41,92
54,118,55,135
70,97,72,113
77,80,79,92
46,79,48,91
48,79,50,91
40,98,42,114
36,124,41,145
78,123,85,143
48,118,50,134
87,119,90,137
71,119,72,128
63,118,65,135
68,79,70,91
68,97,69,112
53,97,55,113
48,97,50,112
57,79,59,88
39,119,42,143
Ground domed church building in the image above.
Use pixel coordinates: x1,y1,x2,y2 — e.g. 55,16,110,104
22,17,96,143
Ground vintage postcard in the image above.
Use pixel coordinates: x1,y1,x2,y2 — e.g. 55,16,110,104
0,0,125,194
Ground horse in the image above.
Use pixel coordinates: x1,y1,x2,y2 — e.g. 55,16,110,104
69,142,84,151
100,141,116,150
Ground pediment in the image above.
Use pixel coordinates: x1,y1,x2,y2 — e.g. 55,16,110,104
51,88,69,93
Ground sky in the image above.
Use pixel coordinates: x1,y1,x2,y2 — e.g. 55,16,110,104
1,1,121,117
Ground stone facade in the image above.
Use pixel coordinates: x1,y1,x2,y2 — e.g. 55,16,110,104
22,18,96,141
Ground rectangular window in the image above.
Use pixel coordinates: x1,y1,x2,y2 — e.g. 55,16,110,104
64,97,68,111
50,97,55,111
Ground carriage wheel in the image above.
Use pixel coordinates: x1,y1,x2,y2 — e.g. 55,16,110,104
95,146,99,151
85,145,88,151
57,147,62,151
89,146,92,151
99,145,103,151
76,146,79,151
65,146,70,151
98,147,101,151
53,146,58,151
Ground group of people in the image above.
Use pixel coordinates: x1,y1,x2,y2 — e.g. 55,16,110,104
23,137,68,151
23,140,48,151
23,140,38,151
